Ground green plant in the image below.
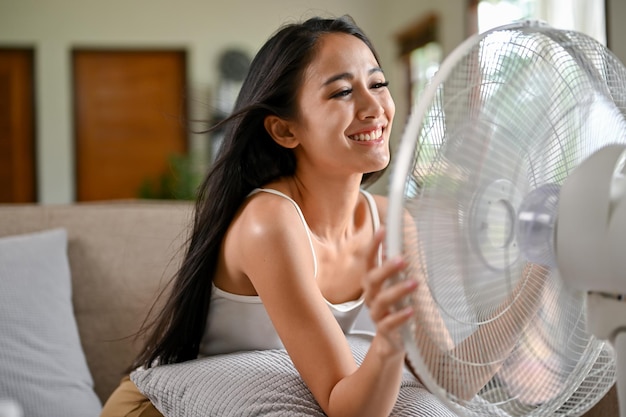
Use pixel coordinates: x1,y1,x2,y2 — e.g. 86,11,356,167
138,153,203,200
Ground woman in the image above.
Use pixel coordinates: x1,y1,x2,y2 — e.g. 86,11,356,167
101,15,414,417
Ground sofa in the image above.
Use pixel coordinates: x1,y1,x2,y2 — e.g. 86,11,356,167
0,201,619,416
0,201,192,416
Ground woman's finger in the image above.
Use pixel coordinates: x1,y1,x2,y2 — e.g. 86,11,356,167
376,305,414,333
369,279,417,322
363,256,406,306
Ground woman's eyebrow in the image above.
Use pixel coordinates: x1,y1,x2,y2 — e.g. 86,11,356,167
322,67,384,86
323,72,353,86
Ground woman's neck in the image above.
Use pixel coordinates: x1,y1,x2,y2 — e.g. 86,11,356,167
281,173,365,243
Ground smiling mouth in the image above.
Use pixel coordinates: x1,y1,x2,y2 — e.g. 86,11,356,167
348,128,383,142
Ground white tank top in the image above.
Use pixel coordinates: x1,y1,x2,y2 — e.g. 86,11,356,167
198,188,381,356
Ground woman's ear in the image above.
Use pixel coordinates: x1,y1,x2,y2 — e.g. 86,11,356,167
264,115,299,149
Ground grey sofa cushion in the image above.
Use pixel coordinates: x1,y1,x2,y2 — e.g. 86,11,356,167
132,333,457,417
0,228,101,417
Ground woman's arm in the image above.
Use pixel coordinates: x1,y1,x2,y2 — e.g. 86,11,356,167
231,196,412,417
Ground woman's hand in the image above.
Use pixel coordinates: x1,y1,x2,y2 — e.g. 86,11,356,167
362,228,416,355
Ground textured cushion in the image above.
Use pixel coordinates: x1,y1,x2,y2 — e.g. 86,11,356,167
131,333,456,417
0,228,102,416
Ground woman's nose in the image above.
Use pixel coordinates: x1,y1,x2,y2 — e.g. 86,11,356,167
357,91,384,120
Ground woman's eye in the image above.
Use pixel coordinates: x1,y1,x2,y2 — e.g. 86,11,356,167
372,81,389,89
332,89,352,98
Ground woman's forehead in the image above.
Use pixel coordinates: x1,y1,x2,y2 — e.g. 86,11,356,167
304,33,379,82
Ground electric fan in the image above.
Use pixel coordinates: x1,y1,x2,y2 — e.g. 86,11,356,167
386,20,626,417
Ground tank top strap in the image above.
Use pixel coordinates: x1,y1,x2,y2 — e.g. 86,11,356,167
248,188,319,278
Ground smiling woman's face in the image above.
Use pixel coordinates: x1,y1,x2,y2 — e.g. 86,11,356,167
289,32,395,179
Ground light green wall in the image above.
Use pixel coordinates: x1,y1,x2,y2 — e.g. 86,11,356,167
1,0,623,202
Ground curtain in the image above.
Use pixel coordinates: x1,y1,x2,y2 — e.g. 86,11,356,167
478,0,606,45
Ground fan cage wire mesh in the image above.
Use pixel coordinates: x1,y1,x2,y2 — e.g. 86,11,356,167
391,21,626,417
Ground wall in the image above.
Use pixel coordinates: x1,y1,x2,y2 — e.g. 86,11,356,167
1,0,623,202
0,0,385,203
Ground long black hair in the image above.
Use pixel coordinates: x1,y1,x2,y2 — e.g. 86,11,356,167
132,15,386,369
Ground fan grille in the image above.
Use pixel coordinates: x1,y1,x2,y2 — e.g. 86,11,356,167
393,21,623,416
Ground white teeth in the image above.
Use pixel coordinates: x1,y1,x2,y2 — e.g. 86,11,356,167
349,128,383,141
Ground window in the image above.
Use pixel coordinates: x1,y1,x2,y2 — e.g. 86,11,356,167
475,0,606,45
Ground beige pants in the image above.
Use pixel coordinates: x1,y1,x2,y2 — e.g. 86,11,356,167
100,375,164,417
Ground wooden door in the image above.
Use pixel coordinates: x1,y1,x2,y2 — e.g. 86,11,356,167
0,48,36,203
73,50,187,201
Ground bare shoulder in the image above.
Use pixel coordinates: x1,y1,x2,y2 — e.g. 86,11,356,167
227,190,314,280
233,190,303,237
